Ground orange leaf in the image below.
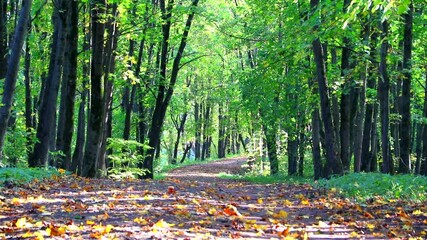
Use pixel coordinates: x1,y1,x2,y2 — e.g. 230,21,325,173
278,227,290,237
223,205,242,217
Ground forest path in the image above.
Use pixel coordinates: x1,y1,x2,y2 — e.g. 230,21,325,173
166,156,248,184
1,157,424,239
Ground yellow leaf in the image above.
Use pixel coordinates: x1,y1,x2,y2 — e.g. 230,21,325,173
367,223,376,231
133,217,148,225
15,217,28,228
103,224,114,234
272,210,288,219
349,231,360,238
257,198,263,204
208,207,217,215
11,198,21,205
154,219,174,228
86,220,95,225
58,168,66,174
23,231,33,238
34,231,45,240
412,210,423,215
301,199,310,205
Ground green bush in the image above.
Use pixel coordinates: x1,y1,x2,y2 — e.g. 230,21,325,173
0,167,61,184
106,138,150,179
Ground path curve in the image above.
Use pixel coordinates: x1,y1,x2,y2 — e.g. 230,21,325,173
166,157,248,184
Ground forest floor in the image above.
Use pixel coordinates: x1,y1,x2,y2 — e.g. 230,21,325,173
1,157,426,239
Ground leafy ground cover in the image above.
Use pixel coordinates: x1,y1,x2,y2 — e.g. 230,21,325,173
1,157,426,239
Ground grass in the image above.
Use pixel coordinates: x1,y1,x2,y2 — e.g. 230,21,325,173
0,167,62,185
316,172,427,202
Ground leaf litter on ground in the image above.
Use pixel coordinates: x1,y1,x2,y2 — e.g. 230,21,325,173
0,157,426,239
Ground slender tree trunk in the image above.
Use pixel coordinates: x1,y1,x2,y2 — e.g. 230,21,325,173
399,1,413,173
83,0,106,177
24,38,33,158
0,0,32,161
218,103,226,159
172,113,187,164
310,0,343,177
415,123,422,174
195,102,201,159
379,19,392,174
142,0,200,179
0,0,7,79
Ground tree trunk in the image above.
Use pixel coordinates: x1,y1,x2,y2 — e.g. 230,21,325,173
288,136,298,175
218,103,226,159
0,0,7,79
339,0,352,172
0,0,32,161
194,102,201,159
310,0,343,177
172,113,187,164
30,0,67,167
83,0,106,177
142,0,199,179
24,38,33,158
56,0,78,170
379,19,392,174
399,1,413,174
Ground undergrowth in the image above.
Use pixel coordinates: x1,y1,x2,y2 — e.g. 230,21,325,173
0,167,62,185
316,173,427,202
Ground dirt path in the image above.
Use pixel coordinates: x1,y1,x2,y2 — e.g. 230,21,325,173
166,157,247,184
1,157,425,239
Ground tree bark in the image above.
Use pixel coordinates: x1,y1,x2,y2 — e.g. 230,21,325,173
310,0,343,177
0,0,7,79
56,0,78,170
83,0,106,177
379,19,392,174
0,0,32,161
142,0,199,179
399,1,413,174
172,113,187,164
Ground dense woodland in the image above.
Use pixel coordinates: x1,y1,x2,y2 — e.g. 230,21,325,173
0,0,426,180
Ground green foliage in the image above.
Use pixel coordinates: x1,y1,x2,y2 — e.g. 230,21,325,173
0,167,61,184
106,138,150,180
316,173,427,202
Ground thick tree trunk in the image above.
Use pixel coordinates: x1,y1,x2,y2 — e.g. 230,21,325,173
0,0,32,161
339,0,352,171
56,0,78,170
30,0,67,167
288,137,298,175
83,0,106,177
399,1,413,173
264,126,279,175
379,19,392,174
